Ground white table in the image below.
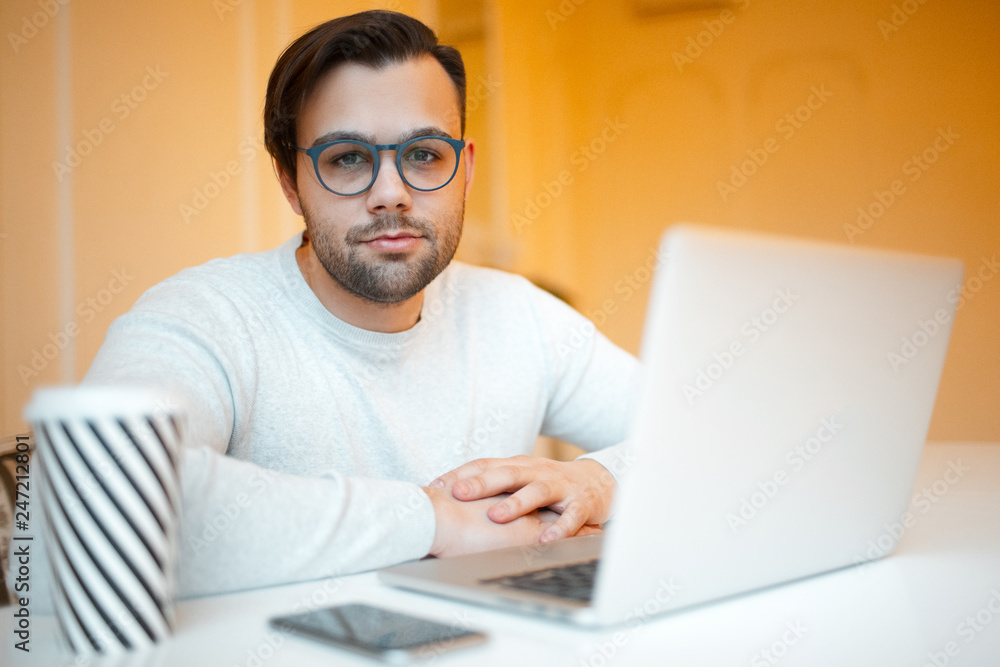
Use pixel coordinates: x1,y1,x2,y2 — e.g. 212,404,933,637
5,442,1000,666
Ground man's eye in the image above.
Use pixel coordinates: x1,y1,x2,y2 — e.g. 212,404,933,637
404,147,440,164
319,143,373,171
330,151,369,168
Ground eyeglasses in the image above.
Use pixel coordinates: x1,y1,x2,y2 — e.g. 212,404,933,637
296,135,466,196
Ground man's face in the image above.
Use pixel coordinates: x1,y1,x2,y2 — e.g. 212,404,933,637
282,56,472,304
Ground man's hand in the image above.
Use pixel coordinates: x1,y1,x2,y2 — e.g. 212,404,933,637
422,487,601,558
429,456,616,544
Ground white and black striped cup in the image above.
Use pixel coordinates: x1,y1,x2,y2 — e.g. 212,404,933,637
25,386,183,655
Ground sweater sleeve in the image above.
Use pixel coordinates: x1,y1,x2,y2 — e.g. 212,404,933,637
527,286,642,482
80,281,436,598
174,449,434,597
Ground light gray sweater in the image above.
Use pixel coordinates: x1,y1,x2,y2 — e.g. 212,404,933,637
77,233,639,598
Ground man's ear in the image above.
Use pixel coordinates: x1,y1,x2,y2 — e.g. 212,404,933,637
462,139,475,200
276,161,304,216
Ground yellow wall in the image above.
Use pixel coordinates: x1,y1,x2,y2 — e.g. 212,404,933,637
2,0,997,440
497,0,999,442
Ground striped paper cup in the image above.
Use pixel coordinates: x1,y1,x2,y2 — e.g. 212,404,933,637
25,385,183,655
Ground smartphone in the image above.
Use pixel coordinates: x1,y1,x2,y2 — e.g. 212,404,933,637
269,602,488,664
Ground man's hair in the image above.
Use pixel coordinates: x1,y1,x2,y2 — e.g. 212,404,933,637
264,10,466,183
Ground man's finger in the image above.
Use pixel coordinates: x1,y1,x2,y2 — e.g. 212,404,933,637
451,464,536,501
487,480,562,523
539,501,587,543
428,457,499,488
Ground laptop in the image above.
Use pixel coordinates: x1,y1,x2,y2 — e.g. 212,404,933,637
379,223,964,627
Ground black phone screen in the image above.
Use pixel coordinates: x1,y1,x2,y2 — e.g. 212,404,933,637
270,603,484,654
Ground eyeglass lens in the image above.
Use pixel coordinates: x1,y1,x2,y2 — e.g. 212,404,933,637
315,138,458,195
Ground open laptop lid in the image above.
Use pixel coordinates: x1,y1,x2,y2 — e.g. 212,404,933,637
592,224,963,625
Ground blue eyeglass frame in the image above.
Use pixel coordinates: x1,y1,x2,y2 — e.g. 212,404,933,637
295,135,466,196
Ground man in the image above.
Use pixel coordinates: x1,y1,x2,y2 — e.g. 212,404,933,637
82,10,639,597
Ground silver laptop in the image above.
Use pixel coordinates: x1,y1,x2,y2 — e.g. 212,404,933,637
379,223,963,627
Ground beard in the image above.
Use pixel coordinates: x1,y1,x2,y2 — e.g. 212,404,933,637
302,204,463,305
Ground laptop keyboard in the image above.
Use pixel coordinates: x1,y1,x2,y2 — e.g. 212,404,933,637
480,559,599,602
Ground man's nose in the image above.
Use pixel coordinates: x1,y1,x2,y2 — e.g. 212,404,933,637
365,151,412,213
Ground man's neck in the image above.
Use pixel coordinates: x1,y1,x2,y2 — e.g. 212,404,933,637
295,244,424,334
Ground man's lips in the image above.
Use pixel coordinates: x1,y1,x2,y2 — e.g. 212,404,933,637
361,231,424,253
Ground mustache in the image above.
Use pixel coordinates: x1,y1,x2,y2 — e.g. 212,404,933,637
347,213,435,243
